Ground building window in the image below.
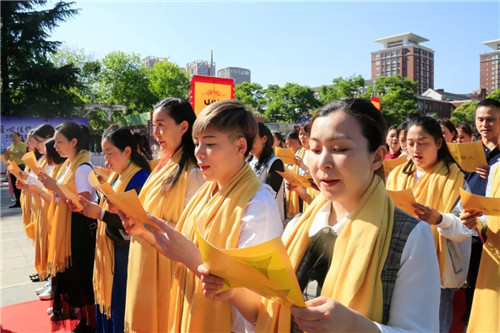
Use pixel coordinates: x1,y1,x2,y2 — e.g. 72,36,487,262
375,61,380,65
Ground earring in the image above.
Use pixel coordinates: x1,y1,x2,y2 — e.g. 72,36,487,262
127,159,131,164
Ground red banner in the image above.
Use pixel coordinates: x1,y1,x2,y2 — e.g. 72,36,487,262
189,75,235,115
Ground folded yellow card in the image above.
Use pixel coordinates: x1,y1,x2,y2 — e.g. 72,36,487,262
274,147,296,165
447,141,487,173
276,169,313,188
1,154,9,167
58,184,84,211
196,227,306,308
22,151,41,175
383,155,407,177
93,166,111,182
88,171,115,195
460,188,500,216
7,162,23,181
386,188,417,217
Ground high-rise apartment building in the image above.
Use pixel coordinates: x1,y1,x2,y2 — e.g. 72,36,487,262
186,60,216,77
217,67,251,85
480,39,500,95
141,56,167,68
371,33,434,95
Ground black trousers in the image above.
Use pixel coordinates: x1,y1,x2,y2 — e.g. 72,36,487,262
9,164,24,205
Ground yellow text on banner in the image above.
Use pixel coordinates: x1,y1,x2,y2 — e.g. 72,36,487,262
460,188,500,216
276,170,313,188
196,226,306,308
386,188,417,217
22,151,41,175
274,147,296,165
59,184,84,211
447,141,487,173
383,155,407,177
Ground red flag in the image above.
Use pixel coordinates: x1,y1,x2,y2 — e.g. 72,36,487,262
371,96,381,111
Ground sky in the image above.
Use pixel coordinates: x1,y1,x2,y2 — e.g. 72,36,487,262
48,1,500,94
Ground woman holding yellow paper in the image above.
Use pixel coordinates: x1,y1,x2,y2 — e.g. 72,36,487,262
201,99,441,332
77,126,150,333
37,122,97,331
122,98,205,333
124,100,283,332
386,115,475,333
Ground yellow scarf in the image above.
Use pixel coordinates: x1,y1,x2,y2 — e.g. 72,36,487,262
94,162,142,318
168,164,261,332
47,150,91,276
256,175,393,331
21,164,34,239
467,165,500,332
24,157,48,240
35,162,64,279
286,147,306,218
125,149,193,333
386,161,463,278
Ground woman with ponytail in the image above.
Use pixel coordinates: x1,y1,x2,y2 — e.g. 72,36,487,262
77,126,150,333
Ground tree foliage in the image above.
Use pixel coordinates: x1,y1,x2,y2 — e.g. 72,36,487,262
450,101,478,127
234,82,265,113
146,60,190,101
264,83,320,123
317,75,365,105
1,0,81,116
486,88,500,101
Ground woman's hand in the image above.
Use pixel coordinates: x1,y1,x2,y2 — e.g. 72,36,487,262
19,171,29,180
475,164,490,179
198,264,235,302
79,196,103,220
15,179,24,189
142,215,203,272
285,180,298,192
411,202,443,225
38,171,59,192
460,210,482,230
65,199,82,212
23,183,42,195
294,156,308,172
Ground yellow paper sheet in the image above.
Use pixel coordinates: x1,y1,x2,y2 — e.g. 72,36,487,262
460,188,500,216
58,184,84,211
1,154,9,167
88,171,115,195
93,166,111,182
7,162,23,181
383,155,407,177
104,190,160,244
447,141,488,173
196,227,306,308
386,188,417,217
274,147,296,165
276,170,313,188
22,151,41,175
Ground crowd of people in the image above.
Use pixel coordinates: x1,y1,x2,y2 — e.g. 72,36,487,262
2,97,499,333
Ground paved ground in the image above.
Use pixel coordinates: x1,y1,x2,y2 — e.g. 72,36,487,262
1,181,46,307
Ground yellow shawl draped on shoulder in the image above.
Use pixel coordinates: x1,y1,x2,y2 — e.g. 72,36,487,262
467,165,500,332
21,164,34,239
35,161,64,279
94,162,142,318
168,164,261,332
256,175,394,331
125,149,194,333
47,150,90,276
386,161,463,277
286,147,306,218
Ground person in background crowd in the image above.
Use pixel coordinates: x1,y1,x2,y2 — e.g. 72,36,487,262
397,122,409,156
272,131,286,148
133,133,153,161
456,123,474,143
285,131,302,154
438,118,457,143
462,98,500,326
250,123,286,222
4,131,27,207
201,99,441,332
385,125,401,160
79,126,151,333
387,115,473,333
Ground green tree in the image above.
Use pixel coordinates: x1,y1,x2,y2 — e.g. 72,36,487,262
450,101,478,127
146,60,190,100
97,51,155,113
486,88,500,101
234,82,265,113
1,1,81,116
317,75,365,105
264,83,320,123
365,75,418,126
